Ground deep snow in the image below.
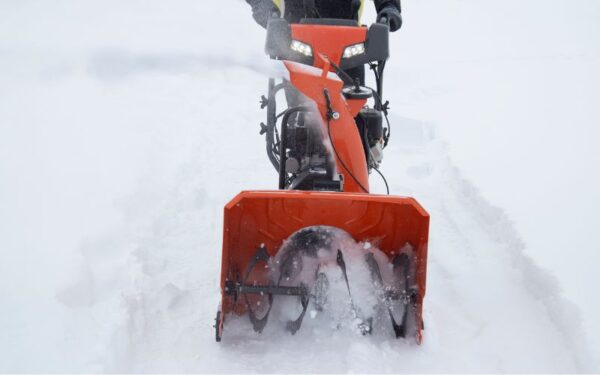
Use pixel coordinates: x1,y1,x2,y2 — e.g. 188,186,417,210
0,0,599,372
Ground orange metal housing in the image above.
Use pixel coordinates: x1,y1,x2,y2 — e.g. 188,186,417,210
217,23,430,344
219,190,430,343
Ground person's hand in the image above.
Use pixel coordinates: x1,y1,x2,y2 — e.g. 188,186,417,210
377,6,402,32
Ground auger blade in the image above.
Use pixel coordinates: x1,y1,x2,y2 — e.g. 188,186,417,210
217,191,429,343
286,290,310,335
365,252,406,338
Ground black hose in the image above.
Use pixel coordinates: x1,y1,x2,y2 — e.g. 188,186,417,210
326,117,369,194
372,166,390,195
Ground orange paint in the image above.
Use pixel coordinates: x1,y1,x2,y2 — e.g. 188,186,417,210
217,23,429,344
219,191,429,343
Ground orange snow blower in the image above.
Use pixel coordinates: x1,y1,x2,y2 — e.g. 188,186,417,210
215,17,429,343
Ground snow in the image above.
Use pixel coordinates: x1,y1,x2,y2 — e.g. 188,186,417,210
1,0,599,372
264,226,411,339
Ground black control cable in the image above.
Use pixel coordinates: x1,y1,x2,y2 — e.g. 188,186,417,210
356,114,390,195
325,61,392,194
368,62,392,148
371,166,390,195
324,89,369,194
366,86,392,148
328,60,393,149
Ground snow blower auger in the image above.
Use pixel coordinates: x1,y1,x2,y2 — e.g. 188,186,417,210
215,17,429,343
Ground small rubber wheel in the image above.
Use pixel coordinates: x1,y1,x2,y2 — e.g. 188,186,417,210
214,310,222,342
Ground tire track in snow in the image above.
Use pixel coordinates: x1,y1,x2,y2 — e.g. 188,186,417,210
390,117,591,371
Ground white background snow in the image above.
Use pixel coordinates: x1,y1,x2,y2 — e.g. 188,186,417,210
0,0,599,372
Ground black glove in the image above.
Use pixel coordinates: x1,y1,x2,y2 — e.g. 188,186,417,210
247,0,281,29
377,5,402,32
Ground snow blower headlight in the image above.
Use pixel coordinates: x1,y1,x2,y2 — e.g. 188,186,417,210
343,43,366,58
290,40,313,57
